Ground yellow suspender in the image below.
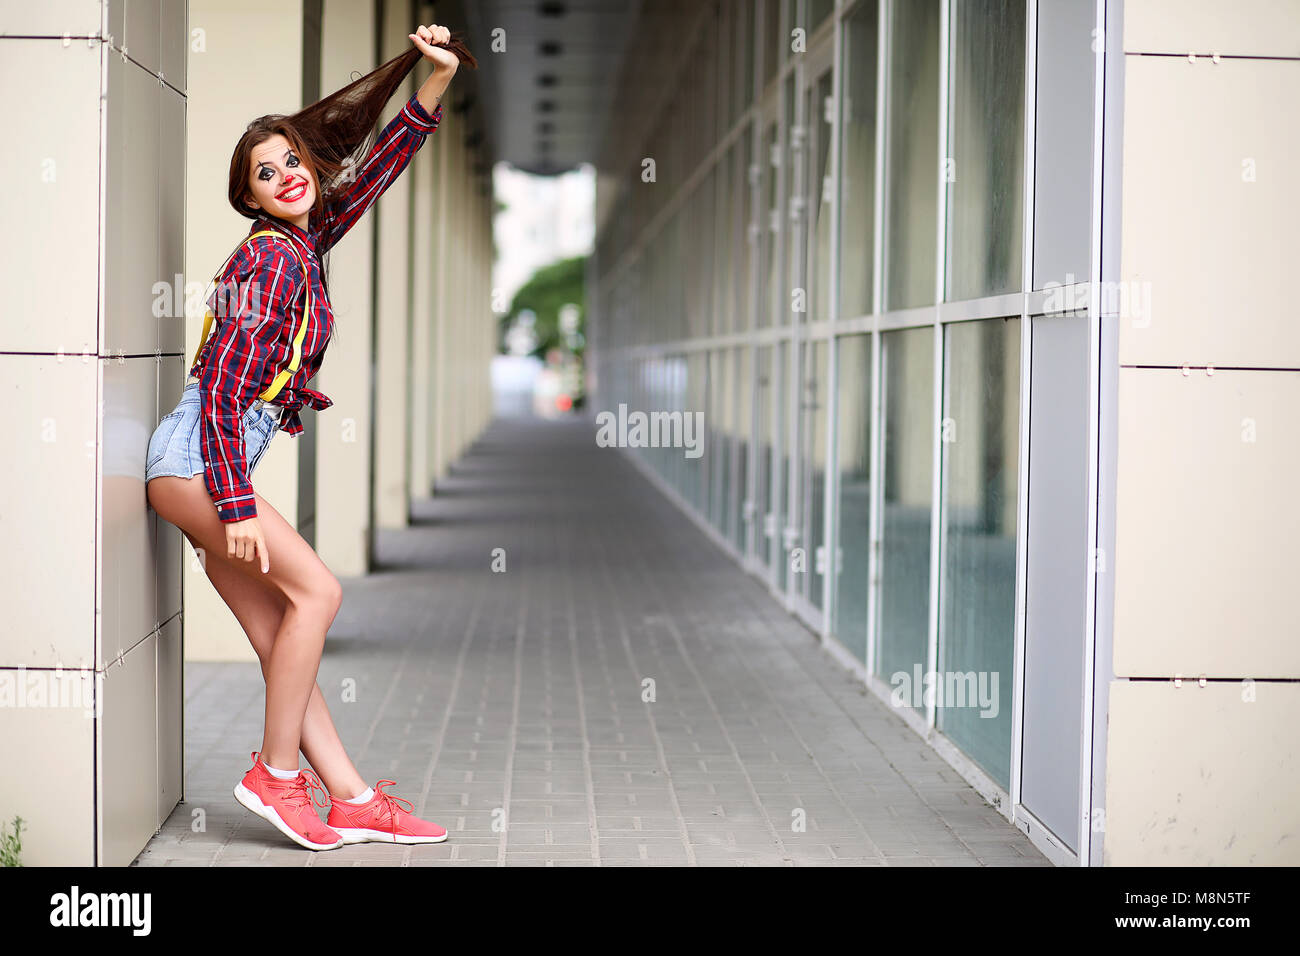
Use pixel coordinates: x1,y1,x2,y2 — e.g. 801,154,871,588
190,229,314,403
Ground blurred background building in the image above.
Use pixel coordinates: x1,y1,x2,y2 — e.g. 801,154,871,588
1,0,1296,866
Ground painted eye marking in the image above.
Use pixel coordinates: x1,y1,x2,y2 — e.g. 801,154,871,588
256,150,303,181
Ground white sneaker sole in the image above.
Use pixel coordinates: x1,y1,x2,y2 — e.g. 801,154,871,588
233,782,344,851
331,826,449,845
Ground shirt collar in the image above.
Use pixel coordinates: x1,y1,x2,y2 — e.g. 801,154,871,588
254,210,319,256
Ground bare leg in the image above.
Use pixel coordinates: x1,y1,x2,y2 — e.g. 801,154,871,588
148,474,368,799
190,532,369,799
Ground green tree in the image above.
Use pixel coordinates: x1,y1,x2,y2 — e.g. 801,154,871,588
501,255,586,359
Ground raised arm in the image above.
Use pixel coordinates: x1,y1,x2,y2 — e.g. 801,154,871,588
316,26,458,253
315,94,445,254
198,238,304,524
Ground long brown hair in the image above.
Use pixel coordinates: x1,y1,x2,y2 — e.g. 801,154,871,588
227,33,477,226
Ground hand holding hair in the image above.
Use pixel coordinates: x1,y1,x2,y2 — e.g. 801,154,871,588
409,22,477,71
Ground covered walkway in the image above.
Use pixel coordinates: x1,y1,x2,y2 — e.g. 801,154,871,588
133,417,1045,867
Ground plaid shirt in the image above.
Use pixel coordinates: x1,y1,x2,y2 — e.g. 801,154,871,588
189,92,444,523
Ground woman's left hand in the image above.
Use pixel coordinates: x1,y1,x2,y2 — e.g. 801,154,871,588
409,23,459,73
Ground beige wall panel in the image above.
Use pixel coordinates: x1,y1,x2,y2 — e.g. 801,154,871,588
101,355,157,667
1119,57,1300,367
123,0,160,74
155,354,184,626
0,356,97,667
97,629,158,866
1114,367,1300,678
160,0,185,90
156,613,182,827
105,51,161,356
158,82,186,355
1124,0,1300,57
1105,679,1299,865
0,0,103,36
0,39,100,353
0,666,96,865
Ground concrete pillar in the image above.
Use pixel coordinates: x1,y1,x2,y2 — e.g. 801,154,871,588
429,130,450,485
408,31,436,501
315,0,378,575
372,0,415,529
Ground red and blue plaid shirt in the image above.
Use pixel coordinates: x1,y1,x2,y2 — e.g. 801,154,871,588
190,92,444,523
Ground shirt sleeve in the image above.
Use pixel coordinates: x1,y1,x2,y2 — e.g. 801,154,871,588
316,92,444,253
198,237,304,523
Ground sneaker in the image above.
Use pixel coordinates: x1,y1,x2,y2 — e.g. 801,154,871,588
327,780,448,844
233,751,344,851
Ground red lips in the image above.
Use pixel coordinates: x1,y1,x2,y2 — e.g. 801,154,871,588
276,178,308,202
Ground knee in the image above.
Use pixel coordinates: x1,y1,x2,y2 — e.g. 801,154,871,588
323,574,343,617
290,573,342,620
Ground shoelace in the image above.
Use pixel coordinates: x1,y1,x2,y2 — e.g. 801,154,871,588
254,752,329,815
284,768,331,814
369,780,415,831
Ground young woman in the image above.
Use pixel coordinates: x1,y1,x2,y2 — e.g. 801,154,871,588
145,23,476,851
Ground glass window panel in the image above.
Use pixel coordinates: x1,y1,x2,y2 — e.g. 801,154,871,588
884,0,940,311
936,317,1020,790
775,340,791,591
782,72,797,328
760,120,780,327
680,208,687,338
662,356,673,484
875,326,933,710
650,358,663,475
668,354,681,490
838,0,878,319
736,138,753,332
801,340,829,609
710,349,732,533
754,345,774,562
946,0,1026,300
806,69,834,322
764,0,783,87
695,173,714,338
732,346,751,550
717,152,733,336
741,0,756,114
688,352,707,512
710,4,724,142
807,0,834,33
663,356,673,485
833,333,873,663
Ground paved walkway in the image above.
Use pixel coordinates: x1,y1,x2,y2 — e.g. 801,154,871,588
133,416,1047,867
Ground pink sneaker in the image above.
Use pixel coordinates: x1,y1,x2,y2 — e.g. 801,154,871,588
327,780,448,844
233,752,344,851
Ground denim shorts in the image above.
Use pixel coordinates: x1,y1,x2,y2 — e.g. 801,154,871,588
144,379,279,483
